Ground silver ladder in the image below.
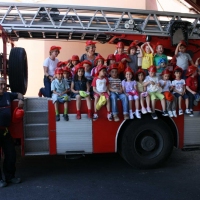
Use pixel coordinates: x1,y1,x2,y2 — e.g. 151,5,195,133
0,2,200,41
23,98,49,155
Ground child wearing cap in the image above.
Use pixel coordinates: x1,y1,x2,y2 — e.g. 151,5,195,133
62,66,72,95
143,65,168,120
122,67,141,119
159,69,177,117
39,46,61,98
71,63,92,119
175,41,194,79
195,58,200,95
91,65,112,121
153,43,168,78
82,60,93,99
108,64,129,121
106,54,116,73
51,68,70,122
172,66,190,115
127,42,143,74
91,54,105,78
185,65,198,116
115,42,131,80
141,42,154,75
135,69,151,114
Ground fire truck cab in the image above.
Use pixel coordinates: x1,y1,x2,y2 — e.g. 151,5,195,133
1,3,200,169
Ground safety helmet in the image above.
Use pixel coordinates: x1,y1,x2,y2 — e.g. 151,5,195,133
50,46,61,51
136,69,145,76
86,40,96,46
173,66,183,73
161,69,171,76
57,61,64,68
96,65,107,75
12,107,24,123
116,41,124,48
124,67,134,75
62,66,71,73
71,55,80,61
94,54,105,66
55,68,63,74
148,65,157,73
81,60,92,66
186,65,197,76
74,63,84,74
155,42,163,48
108,63,118,73
180,40,187,47
107,54,116,61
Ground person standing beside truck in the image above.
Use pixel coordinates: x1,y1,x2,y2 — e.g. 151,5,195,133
0,77,24,188
38,46,61,98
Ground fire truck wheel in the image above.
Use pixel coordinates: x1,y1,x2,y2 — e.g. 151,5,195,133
9,47,28,95
120,118,174,169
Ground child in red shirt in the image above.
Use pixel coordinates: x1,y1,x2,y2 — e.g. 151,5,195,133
91,65,112,121
186,65,198,116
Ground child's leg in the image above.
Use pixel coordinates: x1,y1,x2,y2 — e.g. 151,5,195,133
140,93,145,108
76,95,81,119
106,98,111,113
160,98,166,111
54,101,60,121
185,98,189,109
110,92,118,116
178,96,182,110
76,95,81,111
86,96,92,118
94,96,99,113
63,102,69,121
151,99,156,112
135,98,139,110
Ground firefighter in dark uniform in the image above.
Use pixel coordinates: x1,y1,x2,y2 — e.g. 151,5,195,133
0,77,24,188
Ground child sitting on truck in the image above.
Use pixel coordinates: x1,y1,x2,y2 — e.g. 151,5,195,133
71,63,92,120
172,66,190,115
143,65,168,120
108,63,129,121
51,68,70,122
92,65,112,121
186,65,198,117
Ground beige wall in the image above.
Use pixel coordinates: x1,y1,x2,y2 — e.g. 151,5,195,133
0,0,194,96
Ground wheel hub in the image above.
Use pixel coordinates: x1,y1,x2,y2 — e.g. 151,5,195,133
141,136,156,151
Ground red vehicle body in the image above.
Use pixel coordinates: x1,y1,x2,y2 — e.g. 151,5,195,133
1,3,200,168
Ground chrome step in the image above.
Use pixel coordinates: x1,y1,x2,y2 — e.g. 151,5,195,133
25,151,49,156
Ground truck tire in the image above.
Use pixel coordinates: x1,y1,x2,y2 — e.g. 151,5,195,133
120,118,174,169
9,47,28,95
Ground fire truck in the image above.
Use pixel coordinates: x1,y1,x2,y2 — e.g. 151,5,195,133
1,2,200,169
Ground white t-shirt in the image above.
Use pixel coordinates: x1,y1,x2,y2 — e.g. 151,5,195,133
92,77,109,93
144,75,159,92
43,57,59,76
171,79,185,93
176,52,192,70
159,80,172,92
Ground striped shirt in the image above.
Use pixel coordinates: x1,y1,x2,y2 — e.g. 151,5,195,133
109,77,122,91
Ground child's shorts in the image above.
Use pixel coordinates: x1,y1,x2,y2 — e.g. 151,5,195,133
94,92,109,99
52,94,69,103
174,93,188,99
149,92,164,101
127,94,139,101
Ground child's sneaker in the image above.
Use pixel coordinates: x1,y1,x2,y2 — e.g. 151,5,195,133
168,111,173,118
129,111,134,119
141,107,147,114
162,110,168,116
135,110,141,119
185,109,191,114
172,110,177,118
147,107,152,113
56,114,60,121
124,114,129,120
107,113,112,121
76,113,81,119
113,115,120,122
179,109,183,115
63,114,69,121
151,112,158,120
93,113,98,121
189,110,194,117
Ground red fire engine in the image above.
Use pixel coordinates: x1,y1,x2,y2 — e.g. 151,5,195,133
1,3,200,169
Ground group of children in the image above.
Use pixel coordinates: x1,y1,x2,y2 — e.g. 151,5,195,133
50,40,200,121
